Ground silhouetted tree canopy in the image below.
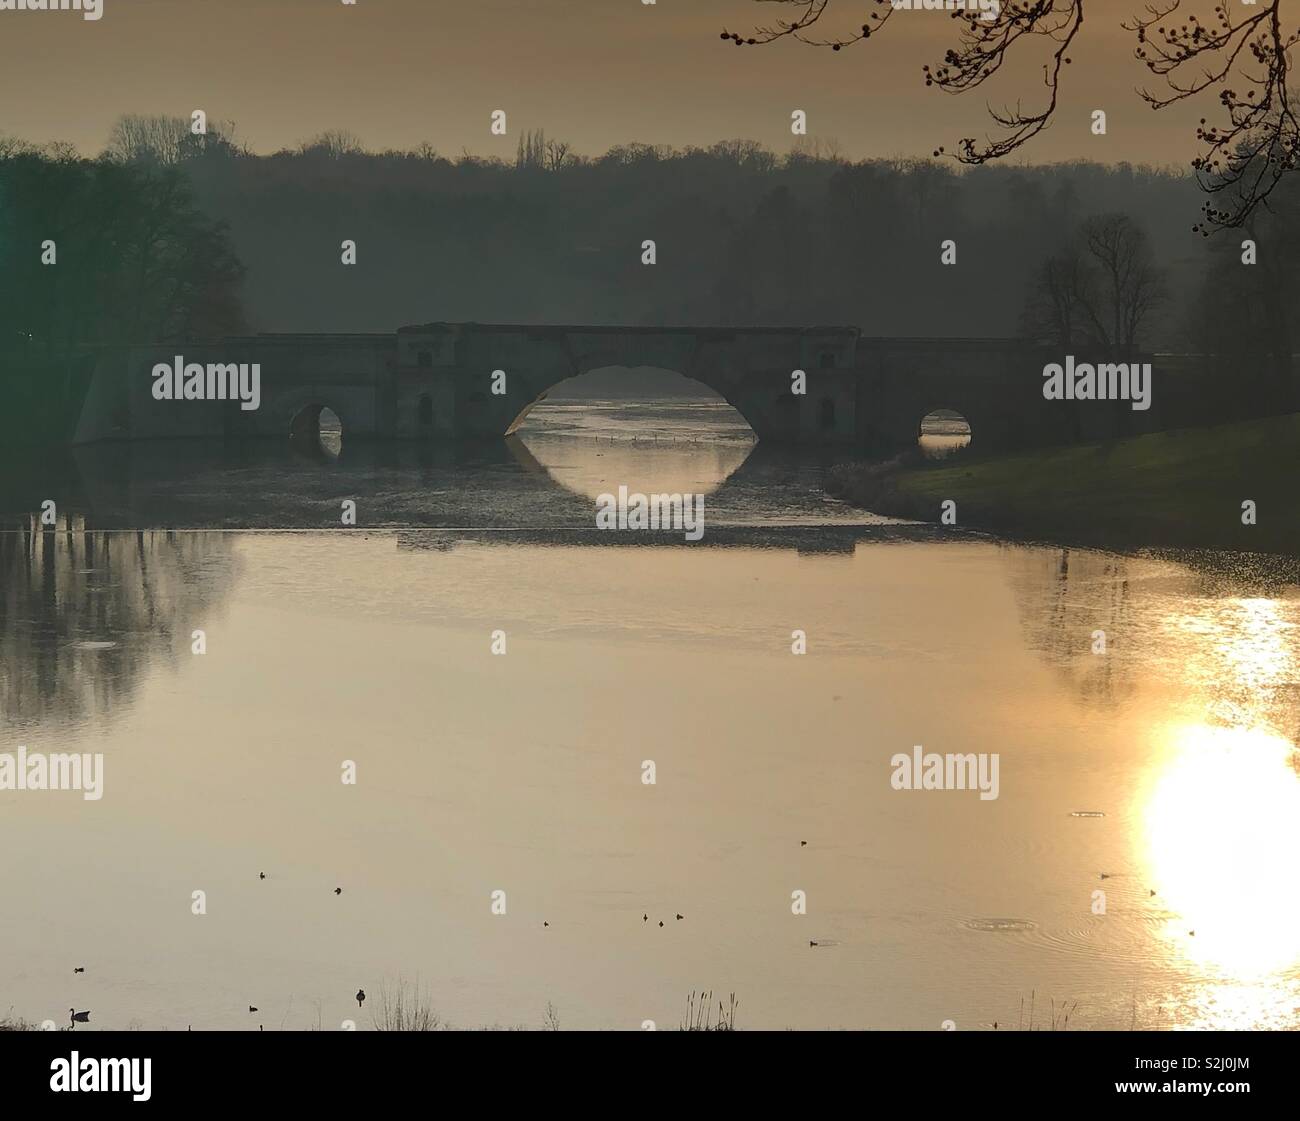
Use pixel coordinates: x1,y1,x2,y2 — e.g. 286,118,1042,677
0,140,246,357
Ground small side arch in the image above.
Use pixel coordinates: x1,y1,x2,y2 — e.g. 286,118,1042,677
917,408,972,459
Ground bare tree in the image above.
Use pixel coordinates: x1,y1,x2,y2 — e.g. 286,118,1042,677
1078,213,1167,348
104,115,191,165
105,114,242,164
544,137,573,171
515,130,576,171
724,0,1300,227
0,134,36,159
1021,244,1092,349
1022,213,1167,348
296,130,365,159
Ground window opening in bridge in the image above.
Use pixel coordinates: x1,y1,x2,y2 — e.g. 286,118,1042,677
417,350,432,369
289,403,343,460
819,351,834,369
818,398,836,431
918,410,971,460
418,394,433,426
318,408,343,456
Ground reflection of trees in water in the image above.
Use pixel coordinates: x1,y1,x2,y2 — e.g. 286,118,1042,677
1006,545,1300,740
1004,545,1136,708
0,518,238,731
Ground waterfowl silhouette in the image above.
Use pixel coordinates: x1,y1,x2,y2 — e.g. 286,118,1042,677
642,914,647,923
543,921,549,927
334,887,342,895
676,914,683,920
356,989,365,1009
809,940,818,947
249,1005,258,1013
69,1009,89,1027
73,967,84,974
658,921,664,927
800,841,807,847
259,872,266,880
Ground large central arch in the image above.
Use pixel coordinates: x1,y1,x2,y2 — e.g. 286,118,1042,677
504,334,760,437
394,323,863,445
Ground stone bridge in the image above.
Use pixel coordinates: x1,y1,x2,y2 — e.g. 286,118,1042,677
72,323,1232,454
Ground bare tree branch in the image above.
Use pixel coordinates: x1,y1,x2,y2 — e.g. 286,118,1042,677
1126,1,1300,228
722,1,1084,163
725,0,1300,228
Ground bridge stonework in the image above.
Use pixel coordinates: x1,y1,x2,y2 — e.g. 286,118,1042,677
72,323,1224,454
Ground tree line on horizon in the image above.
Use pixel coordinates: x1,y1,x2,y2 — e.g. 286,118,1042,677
1,115,1298,378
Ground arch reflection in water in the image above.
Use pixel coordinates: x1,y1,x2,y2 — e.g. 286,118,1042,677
514,417,755,505
512,371,758,509
289,404,344,460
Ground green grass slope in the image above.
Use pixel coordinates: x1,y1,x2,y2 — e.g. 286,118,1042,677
829,415,1299,554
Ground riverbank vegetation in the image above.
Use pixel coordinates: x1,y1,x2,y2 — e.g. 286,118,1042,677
828,414,1300,555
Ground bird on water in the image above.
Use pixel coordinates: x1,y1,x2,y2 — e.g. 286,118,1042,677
69,1009,90,1027
356,989,365,1009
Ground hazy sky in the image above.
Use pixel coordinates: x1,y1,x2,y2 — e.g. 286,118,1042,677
0,0,1203,166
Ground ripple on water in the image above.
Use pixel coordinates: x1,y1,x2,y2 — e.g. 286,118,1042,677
962,912,1166,971
960,918,1038,933
68,640,119,651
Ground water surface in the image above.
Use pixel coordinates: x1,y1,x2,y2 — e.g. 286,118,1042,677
1,401,1297,1030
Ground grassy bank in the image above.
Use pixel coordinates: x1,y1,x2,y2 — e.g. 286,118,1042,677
828,414,1300,555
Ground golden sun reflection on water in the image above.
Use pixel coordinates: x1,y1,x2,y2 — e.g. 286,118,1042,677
1145,723,1300,979
1141,598,1300,1026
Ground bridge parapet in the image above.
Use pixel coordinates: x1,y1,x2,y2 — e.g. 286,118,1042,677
67,325,1245,453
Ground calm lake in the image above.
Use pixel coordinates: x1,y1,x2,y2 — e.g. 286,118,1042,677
2,400,1298,1030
